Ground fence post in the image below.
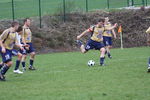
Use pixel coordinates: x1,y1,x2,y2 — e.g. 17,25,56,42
145,0,147,6
132,0,134,6
39,0,42,28
107,0,110,9
85,0,88,12
11,0,15,21
127,0,129,7
63,0,66,22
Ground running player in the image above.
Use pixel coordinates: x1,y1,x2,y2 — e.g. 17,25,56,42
103,17,116,58
0,21,23,81
77,19,117,66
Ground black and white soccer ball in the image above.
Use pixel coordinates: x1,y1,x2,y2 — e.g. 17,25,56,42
87,60,95,66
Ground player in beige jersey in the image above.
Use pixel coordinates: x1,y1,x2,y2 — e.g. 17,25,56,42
21,18,36,70
0,21,24,81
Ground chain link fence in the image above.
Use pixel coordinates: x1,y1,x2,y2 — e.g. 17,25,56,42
0,0,149,27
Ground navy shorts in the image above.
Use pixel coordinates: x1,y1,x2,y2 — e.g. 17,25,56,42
0,47,12,63
12,49,19,56
103,36,112,46
85,39,105,51
20,43,35,55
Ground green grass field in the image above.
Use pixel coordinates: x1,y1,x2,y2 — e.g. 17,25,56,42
0,47,150,100
0,0,148,19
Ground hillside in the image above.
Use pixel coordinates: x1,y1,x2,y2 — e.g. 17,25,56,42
0,9,150,53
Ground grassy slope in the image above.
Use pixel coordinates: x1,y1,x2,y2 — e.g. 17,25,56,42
0,47,150,100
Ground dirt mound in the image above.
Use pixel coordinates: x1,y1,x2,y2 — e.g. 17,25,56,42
0,9,150,53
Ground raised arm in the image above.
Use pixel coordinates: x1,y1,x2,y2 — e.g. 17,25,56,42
105,23,118,31
112,29,116,39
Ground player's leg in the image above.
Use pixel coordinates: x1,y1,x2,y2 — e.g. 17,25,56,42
100,47,106,66
107,37,112,58
0,62,4,69
107,45,112,58
76,40,87,53
0,50,13,81
29,51,36,70
14,52,23,74
28,43,36,70
103,36,112,59
0,61,13,81
21,54,27,71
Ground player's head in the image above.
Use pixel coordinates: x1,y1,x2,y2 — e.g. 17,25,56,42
16,26,23,35
104,17,109,22
11,21,19,31
24,18,31,27
97,19,104,28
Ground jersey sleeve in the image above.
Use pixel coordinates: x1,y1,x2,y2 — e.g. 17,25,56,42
21,28,26,43
88,26,95,32
15,33,22,46
0,29,9,41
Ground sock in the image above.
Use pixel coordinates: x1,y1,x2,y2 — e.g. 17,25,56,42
30,59,34,67
108,52,111,57
14,60,20,70
100,57,105,65
0,63,4,69
1,65,9,75
22,62,25,68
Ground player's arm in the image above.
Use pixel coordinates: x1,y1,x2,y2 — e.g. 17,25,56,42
0,30,9,53
105,23,118,31
112,29,116,39
15,34,24,50
77,27,93,40
146,27,150,34
21,28,27,45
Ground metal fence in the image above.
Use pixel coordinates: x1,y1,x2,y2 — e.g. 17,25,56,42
0,0,149,27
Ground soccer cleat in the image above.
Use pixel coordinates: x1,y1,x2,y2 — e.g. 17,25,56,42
29,67,36,70
13,70,23,74
108,55,112,59
0,73,5,81
76,40,83,47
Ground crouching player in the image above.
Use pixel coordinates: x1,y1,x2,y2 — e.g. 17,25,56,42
77,19,117,66
0,21,24,81
146,27,150,72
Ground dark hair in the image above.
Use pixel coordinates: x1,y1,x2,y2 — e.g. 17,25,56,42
11,21,19,27
23,18,30,23
98,19,105,23
16,26,22,32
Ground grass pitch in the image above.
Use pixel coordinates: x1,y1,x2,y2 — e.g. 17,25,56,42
0,47,150,100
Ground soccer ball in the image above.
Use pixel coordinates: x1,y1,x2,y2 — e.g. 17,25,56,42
87,60,95,66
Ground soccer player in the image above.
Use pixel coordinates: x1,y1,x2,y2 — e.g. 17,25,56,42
146,27,150,72
13,26,27,74
103,17,116,58
77,19,117,66
21,18,36,70
0,21,23,81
